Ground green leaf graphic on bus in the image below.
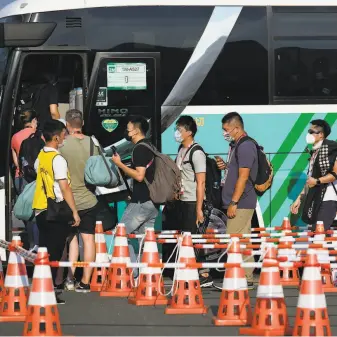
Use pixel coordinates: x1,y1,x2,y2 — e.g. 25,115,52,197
102,119,119,133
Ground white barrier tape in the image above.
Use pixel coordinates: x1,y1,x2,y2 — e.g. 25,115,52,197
159,239,337,244
52,261,265,269
130,232,314,239
1,239,37,263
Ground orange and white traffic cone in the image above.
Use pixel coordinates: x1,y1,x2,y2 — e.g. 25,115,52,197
281,217,292,232
311,222,337,292
100,223,133,297
23,247,62,336
278,239,299,287
311,222,329,264
213,237,252,326
129,227,167,306
314,221,325,239
91,221,109,292
293,249,331,336
165,232,208,315
240,243,292,336
278,217,299,286
0,236,29,322
321,267,337,293
0,258,4,302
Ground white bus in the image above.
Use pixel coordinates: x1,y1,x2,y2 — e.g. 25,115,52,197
0,0,337,259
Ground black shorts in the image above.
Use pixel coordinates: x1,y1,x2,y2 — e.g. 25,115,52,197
73,205,98,235
163,200,198,233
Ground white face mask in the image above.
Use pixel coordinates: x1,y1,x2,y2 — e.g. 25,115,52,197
306,133,316,145
174,130,183,143
223,131,234,143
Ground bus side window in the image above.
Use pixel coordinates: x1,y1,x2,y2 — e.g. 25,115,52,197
273,7,337,99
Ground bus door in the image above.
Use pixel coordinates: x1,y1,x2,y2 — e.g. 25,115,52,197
0,50,21,260
0,50,88,258
84,52,161,200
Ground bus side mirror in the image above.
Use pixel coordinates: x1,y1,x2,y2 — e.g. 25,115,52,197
0,22,57,47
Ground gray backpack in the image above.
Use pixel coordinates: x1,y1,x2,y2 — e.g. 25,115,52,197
133,142,182,204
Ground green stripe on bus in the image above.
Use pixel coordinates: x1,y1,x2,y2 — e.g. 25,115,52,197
270,113,314,174
264,113,337,225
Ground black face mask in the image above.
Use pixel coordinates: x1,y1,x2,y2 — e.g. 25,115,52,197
124,129,132,142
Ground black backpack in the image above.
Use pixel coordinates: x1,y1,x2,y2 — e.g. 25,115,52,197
178,143,222,210
18,130,45,183
17,83,47,113
235,136,273,197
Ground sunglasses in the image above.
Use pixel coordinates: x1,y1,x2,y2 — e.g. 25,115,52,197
308,129,321,135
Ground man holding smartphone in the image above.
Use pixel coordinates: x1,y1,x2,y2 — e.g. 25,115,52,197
215,112,258,289
111,115,159,278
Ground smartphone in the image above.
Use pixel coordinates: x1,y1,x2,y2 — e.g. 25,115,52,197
111,146,117,155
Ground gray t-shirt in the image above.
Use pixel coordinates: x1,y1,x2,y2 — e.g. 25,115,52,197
176,144,206,202
222,139,258,209
60,136,99,211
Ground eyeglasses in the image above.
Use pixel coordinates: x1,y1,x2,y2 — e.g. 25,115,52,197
174,127,184,132
308,129,321,135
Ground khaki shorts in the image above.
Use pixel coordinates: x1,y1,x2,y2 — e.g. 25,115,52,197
226,208,254,282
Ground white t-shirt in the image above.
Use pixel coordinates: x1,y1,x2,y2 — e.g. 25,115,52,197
176,144,206,202
308,147,337,202
34,147,68,204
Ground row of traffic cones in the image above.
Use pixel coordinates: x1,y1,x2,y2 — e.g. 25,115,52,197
0,221,335,336
212,236,332,336
276,218,337,292
91,217,337,295
97,222,333,336
98,222,205,312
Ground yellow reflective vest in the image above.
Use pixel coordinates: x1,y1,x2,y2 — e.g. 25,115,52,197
32,149,70,211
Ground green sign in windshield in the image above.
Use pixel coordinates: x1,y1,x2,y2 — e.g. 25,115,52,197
107,62,147,90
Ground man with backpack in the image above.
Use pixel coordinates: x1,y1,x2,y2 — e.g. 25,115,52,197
18,73,60,130
59,109,100,293
164,115,214,287
11,108,41,251
216,112,265,288
33,119,80,304
111,115,159,278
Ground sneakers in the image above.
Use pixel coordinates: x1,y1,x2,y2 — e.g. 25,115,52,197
56,293,66,305
212,282,223,291
64,278,76,291
54,283,64,291
75,281,90,293
200,275,213,288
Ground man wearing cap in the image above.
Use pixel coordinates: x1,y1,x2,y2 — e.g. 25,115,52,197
291,119,337,230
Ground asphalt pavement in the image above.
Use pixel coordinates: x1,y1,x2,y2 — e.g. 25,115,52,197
1,283,337,336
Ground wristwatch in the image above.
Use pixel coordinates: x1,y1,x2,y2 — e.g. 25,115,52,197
229,200,238,206
316,179,321,185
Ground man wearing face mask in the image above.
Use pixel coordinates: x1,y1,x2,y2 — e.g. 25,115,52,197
33,119,80,304
165,115,211,287
215,112,258,288
291,119,337,230
111,115,158,278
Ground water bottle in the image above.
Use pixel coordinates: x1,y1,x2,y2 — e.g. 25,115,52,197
75,87,83,113
69,89,76,110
